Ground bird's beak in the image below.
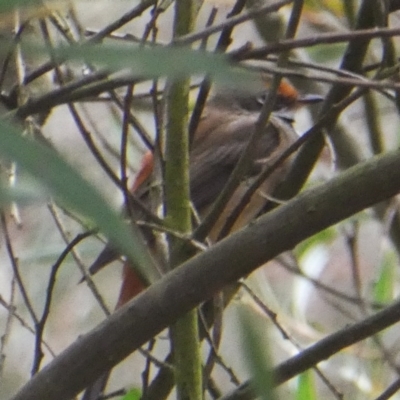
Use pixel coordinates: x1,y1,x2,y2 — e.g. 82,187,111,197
297,93,324,105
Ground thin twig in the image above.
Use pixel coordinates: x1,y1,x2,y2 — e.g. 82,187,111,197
375,378,400,400
276,255,383,308
87,0,158,44
120,84,135,215
241,281,343,399
141,339,156,396
47,203,110,316
0,295,55,356
1,213,38,325
0,275,16,378
233,26,400,61
0,20,28,91
31,231,94,375
175,0,293,45
249,61,400,91
189,0,248,142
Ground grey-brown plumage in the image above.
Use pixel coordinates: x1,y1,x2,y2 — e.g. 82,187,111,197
82,84,322,400
189,94,300,240
88,85,321,275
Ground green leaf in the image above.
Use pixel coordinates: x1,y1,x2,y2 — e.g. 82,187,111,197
296,371,317,400
238,305,277,400
0,118,158,283
0,177,47,206
0,0,59,13
120,387,141,400
37,43,260,92
0,0,35,11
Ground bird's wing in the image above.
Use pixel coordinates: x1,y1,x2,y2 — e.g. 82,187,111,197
88,152,155,276
189,112,281,210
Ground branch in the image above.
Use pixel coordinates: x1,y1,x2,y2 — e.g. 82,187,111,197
10,148,400,400
221,294,400,400
233,26,400,60
175,0,292,45
165,0,202,398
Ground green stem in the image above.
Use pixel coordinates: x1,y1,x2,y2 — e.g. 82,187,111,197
165,1,202,399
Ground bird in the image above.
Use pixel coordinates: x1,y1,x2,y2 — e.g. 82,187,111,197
81,78,322,400
189,82,322,240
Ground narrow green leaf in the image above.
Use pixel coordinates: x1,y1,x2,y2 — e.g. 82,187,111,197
38,43,260,92
0,178,47,206
0,0,35,11
0,118,158,283
296,371,317,400
0,0,59,13
238,305,277,400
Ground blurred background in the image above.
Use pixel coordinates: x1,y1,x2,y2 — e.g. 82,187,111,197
2,1,400,399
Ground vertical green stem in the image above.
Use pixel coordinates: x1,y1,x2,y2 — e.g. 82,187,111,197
165,1,202,399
